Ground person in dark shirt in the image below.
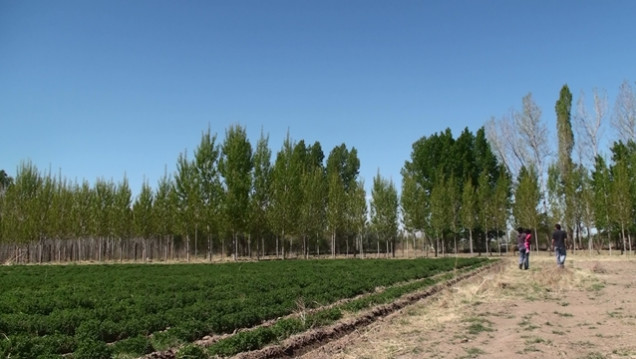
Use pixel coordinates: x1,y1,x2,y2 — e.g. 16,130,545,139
552,223,567,268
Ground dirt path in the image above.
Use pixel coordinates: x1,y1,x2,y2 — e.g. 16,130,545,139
300,255,636,359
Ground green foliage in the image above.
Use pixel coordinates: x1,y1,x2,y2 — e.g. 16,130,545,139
269,133,302,246
514,166,540,228
402,127,507,253
370,172,398,252
176,343,208,359
0,258,489,358
112,335,155,357
74,339,113,359
219,124,253,242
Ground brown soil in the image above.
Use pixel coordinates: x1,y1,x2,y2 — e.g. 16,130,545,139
299,254,636,359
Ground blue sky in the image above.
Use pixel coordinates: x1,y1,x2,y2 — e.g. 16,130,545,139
2,1,635,197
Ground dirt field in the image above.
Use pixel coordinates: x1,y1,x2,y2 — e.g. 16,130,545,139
300,254,636,359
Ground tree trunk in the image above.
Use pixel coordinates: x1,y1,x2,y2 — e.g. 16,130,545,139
233,231,237,261
186,235,190,262
454,235,458,256
360,234,365,259
209,234,213,262
331,231,336,258
484,232,489,255
248,233,251,258
621,223,627,255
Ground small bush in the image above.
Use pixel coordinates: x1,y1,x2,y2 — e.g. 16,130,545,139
74,339,113,359
176,343,208,359
112,335,154,356
208,327,276,357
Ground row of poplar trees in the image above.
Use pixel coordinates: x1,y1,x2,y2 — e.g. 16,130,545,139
0,126,399,263
3,81,635,263
399,81,636,257
484,81,636,254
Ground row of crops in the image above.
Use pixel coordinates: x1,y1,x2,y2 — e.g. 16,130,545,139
0,257,490,358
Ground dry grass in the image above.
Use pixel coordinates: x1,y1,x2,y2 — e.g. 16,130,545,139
322,254,629,359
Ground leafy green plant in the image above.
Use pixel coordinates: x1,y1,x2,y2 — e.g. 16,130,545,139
0,257,490,357
176,343,208,359
74,339,113,359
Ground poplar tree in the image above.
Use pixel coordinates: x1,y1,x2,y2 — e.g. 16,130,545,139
556,84,575,243
513,166,540,249
132,181,154,260
591,156,613,253
349,179,367,257
401,171,425,254
72,181,95,260
611,159,631,254
326,170,345,257
269,133,300,258
219,125,253,260
249,131,272,259
460,179,477,254
194,128,222,260
326,144,360,257
493,172,511,253
477,170,492,254
298,142,326,258
370,171,398,257
153,171,176,260
429,176,448,256
113,178,132,261
174,152,200,261
612,80,636,143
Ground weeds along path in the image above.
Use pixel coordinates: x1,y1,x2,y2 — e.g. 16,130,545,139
234,261,499,359
142,260,498,359
302,255,636,359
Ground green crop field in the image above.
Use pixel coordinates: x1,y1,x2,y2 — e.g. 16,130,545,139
0,257,490,358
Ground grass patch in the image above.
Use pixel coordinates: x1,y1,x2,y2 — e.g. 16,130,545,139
553,311,573,317
518,314,540,331
463,317,494,335
460,347,486,358
612,347,636,356
582,352,606,359
523,336,551,345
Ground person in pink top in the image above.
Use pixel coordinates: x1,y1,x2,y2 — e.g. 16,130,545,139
517,227,530,270
523,229,532,269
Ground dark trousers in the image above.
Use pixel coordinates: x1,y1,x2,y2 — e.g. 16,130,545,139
519,248,529,269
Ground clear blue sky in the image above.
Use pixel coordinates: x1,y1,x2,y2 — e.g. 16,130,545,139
2,1,635,197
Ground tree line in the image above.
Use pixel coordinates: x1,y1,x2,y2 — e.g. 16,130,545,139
2,80,636,263
485,81,636,254
404,81,636,256
0,126,386,263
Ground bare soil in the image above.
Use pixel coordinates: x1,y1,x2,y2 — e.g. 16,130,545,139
298,254,636,359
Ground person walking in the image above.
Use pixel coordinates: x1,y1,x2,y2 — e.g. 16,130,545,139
552,223,567,268
517,227,530,270
523,228,532,270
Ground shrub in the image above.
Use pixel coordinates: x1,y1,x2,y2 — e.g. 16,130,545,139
112,335,154,356
74,339,113,359
176,343,208,359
